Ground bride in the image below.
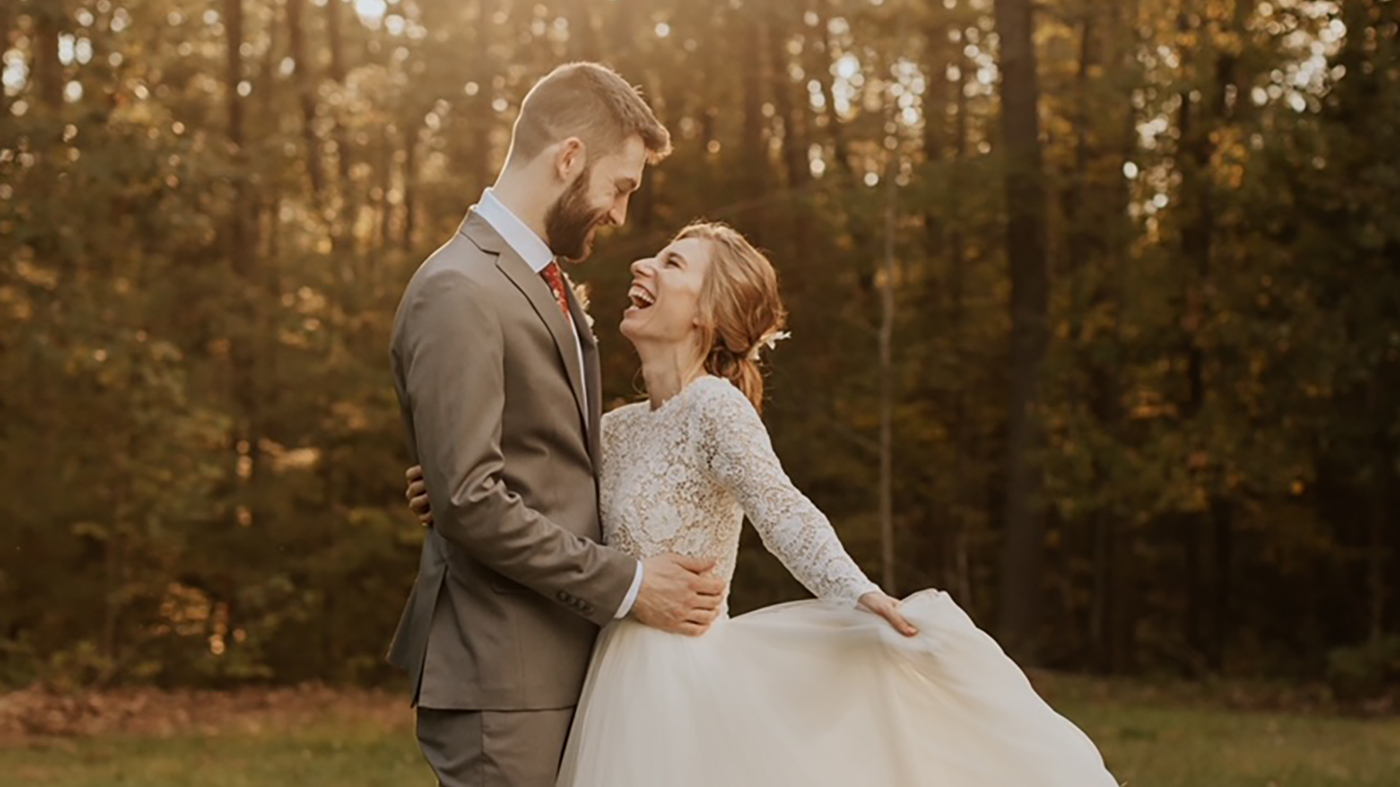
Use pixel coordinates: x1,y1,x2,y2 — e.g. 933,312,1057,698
407,221,1119,786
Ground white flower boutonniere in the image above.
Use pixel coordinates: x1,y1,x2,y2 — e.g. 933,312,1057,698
564,273,597,333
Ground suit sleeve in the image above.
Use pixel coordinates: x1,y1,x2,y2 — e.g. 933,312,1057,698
398,271,635,625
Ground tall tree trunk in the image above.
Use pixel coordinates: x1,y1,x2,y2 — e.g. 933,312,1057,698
946,27,974,606
878,154,898,592
1063,2,1140,674
224,0,258,522
256,13,279,134
993,0,1051,661
768,9,810,192
567,0,601,61
26,2,65,290
0,1,13,118
922,13,959,598
402,123,418,251
1061,12,1098,280
102,480,127,670
1175,2,1210,671
809,2,854,182
1102,0,1143,674
1207,0,1256,671
738,13,769,240
631,76,664,230
257,4,280,262
1176,0,1253,672
286,0,328,205
1209,496,1234,669
1368,379,1390,644
33,3,64,110
805,0,874,265
923,16,948,268
226,0,248,273
767,4,811,255
1067,7,1111,671
376,123,394,252
325,0,355,250
470,0,499,193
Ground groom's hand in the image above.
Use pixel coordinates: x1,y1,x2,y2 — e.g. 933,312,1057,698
405,465,433,526
631,555,724,637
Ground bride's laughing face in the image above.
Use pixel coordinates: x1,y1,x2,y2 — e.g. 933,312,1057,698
620,237,712,347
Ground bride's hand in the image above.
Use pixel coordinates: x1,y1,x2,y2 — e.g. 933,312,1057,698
859,592,918,637
405,465,433,527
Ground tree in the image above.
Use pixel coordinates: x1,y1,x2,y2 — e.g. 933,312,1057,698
993,0,1052,660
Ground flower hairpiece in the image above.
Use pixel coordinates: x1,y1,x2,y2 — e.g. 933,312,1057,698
746,330,792,362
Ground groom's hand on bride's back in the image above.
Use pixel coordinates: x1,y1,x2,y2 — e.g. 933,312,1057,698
631,555,725,636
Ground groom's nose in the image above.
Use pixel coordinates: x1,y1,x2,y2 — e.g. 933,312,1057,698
609,195,629,227
630,257,653,277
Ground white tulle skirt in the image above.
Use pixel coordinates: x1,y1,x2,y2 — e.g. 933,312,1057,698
556,590,1119,787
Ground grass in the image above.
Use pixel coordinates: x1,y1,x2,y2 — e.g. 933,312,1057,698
1,685,1397,786
1066,700,1400,786
0,716,422,787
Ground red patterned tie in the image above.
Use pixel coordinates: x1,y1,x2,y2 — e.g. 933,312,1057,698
540,261,571,320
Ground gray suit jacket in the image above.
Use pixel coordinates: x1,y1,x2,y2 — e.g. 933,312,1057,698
386,210,636,710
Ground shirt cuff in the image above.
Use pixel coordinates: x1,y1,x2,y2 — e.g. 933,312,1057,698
614,560,645,619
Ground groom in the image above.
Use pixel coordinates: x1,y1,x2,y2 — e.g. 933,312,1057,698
387,63,725,787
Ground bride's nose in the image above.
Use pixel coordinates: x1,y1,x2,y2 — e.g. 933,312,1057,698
630,257,654,277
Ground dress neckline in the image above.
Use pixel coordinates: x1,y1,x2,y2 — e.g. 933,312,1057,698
645,374,720,416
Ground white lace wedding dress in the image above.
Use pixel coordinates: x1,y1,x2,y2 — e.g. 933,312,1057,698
556,376,1119,786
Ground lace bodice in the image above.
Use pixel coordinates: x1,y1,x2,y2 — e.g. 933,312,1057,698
599,376,879,610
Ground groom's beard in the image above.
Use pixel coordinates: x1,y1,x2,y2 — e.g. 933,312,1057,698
545,168,609,263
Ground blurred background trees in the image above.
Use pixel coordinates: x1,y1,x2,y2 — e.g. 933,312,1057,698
2,0,1397,697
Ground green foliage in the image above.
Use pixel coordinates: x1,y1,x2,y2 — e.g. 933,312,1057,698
1327,636,1400,705
1,0,1397,687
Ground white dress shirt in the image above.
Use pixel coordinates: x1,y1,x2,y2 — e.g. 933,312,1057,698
475,189,645,619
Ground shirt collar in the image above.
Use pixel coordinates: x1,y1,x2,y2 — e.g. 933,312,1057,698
476,188,554,274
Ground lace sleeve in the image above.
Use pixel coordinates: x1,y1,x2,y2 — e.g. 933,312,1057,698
696,379,880,604
600,409,621,455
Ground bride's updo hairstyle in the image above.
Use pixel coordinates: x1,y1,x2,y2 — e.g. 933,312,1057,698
677,221,787,414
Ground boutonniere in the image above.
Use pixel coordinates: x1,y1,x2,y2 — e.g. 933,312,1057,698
563,273,597,333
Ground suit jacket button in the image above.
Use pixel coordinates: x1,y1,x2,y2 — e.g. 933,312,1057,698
557,591,570,602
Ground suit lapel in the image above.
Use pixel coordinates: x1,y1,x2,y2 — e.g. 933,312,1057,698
567,285,603,463
460,211,590,438
497,249,590,433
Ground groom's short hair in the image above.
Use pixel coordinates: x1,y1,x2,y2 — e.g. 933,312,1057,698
510,63,672,165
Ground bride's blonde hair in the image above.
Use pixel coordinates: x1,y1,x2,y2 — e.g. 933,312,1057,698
677,221,787,414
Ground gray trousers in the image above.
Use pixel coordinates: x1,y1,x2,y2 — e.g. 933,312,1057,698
416,707,575,787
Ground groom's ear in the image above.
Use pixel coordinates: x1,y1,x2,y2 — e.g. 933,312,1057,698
555,137,587,181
